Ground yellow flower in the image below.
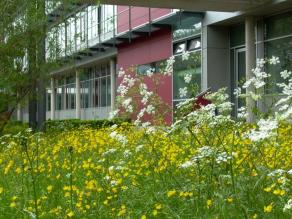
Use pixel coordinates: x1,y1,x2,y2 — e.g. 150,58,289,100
167,190,176,197
264,203,273,213
155,203,162,210
0,187,3,194
252,213,258,219
47,185,53,193
67,211,74,217
141,215,147,219
152,209,158,216
10,202,16,208
273,189,285,196
227,197,233,203
264,187,271,192
206,199,213,209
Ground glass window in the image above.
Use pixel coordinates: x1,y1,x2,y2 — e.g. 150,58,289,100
265,13,292,40
187,38,201,51
174,42,186,54
173,52,201,100
137,64,153,75
230,23,245,48
172,17,201,41
265,36,292,93
101,77,107,107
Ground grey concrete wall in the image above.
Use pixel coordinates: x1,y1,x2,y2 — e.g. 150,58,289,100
202,23,231,95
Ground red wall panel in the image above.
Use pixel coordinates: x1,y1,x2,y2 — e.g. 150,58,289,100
117,6,172,33
117,29,173,124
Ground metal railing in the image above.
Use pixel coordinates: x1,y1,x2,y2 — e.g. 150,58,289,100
46,5,177,61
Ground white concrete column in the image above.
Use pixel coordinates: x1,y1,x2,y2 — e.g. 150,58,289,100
17,104,22,121
110,59,116,111
50,77,55,120
75,70,81,119
245,16,256,123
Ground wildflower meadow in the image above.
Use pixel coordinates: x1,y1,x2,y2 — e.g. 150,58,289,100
0,55,292,218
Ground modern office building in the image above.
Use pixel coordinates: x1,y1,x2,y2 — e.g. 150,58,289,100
18,0,292,123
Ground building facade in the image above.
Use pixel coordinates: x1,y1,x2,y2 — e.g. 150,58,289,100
18,1,292,123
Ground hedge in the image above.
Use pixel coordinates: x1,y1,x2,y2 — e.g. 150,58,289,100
45,118,131,132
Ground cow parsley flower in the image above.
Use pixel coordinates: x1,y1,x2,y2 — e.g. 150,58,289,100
180,161,194,169
182,51,190,61
184,74,192,84
280,70,292,80
269,56,280,65
179,87,188,98
283,199,292,212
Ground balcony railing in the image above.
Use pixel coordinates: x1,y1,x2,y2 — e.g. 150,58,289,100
45,5,178,61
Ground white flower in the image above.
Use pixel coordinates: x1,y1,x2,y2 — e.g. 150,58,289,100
102,148,117,156
280,70,291,80
237,107,247,119
141,122,151,128
118,67,125,77
109,110,119,119
180,160,194,169
146,105,155,114
146,126,156,134
283,199,292,212
247,119,278,142
110,180,117,186
163,56,175,76
135,144,144,152
233,87,241,96
182,51,190,61
117,84,129,97
269,56,280,65
123,150,131,158
256,58,266,68
184,74,192,84
216,152,231,164
109,131,128,146
179,87,188,98
120,97,133,113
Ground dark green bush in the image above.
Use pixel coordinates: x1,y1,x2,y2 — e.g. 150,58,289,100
1,121,28,135
45,118,131,132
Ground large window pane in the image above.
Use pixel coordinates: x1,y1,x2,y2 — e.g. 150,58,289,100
265,13,292,40
173,52,201,100
172,17,201,41
265,36,292,93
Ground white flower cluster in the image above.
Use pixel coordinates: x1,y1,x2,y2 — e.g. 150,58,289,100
184,74,192,84
243,64,271,90
163,56,175,76
215,152,232,164
109,109,119,120
123,149,132,158
275,69,292,120
109,131,128,146
237,107,247,119
247,118,278,142
283,199,292,212
140,83,153,105
117,74,136,97
182,51,190,61
102,148,117,156
179,87,188,98
180,146,233,169
122,97,133,113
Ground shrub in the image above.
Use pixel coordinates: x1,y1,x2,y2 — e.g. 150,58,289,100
45,118,131,132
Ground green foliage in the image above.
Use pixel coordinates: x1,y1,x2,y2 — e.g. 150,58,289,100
45,118,131,132
1,121,28,135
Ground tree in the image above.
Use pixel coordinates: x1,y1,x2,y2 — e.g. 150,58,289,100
0,0,86,133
